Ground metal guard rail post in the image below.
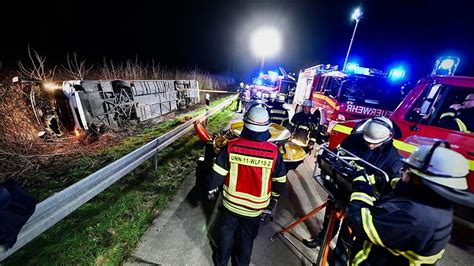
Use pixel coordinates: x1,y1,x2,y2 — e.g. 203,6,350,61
0,95,237,261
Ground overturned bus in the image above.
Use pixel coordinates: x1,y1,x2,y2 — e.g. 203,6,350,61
16,79,200,137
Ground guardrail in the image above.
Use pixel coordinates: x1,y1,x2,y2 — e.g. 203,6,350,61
0,95,237,261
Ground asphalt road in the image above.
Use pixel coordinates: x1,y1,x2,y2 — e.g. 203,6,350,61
125,108,473,265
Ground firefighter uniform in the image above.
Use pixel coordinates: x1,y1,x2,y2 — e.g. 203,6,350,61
344,143,472,266
208,126,287,266
345,177,451,265
267,103,289,127
439,107,473,133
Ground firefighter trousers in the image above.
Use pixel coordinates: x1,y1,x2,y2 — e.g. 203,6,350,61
213,207,260,266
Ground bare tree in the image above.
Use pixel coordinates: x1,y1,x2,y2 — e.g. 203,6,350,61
17,45,56,81
61,52,93,80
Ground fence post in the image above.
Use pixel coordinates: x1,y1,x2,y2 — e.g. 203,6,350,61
152,153,158,171
204,93,210,128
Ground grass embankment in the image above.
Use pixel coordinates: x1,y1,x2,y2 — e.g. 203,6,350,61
4,97,237,265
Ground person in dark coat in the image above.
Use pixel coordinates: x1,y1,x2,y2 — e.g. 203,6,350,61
303,117,403,249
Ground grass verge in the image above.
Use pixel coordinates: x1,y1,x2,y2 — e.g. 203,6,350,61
4,97,237,265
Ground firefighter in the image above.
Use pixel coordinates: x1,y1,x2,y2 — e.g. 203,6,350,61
207,105,288,266
303,117,403,248
290,99,316,128
267,95,289,127
236,82,246,113
343,142,473,265
439,93,473,133
290,99,318,152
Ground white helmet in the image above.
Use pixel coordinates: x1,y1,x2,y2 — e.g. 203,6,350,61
239,82,244,87
255,91,262,98
402,143,469,190
302,99,313,107
276,95,286,103
361,117,393,144
270,92,277,99
243,105,270,132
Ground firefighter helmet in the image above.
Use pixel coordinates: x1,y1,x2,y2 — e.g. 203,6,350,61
464,93,474,109
239,82,244,87
402,142,469,190
276,95,285,103
361,117,393,144
302,99,313,107
243,105,270,132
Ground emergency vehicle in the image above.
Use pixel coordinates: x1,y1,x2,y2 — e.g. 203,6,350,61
252,69,296,101
294,64,405,142
327,57,474,220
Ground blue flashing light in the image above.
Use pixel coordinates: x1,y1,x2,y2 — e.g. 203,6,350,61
255,78,263,86
440,58,455,69
268,70,279,81
353,67,370,75
346,63,359,72
432,56,460,76
389,68,406,81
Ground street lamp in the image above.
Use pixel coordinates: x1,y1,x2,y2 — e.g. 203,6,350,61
343,8,363,71
250,27,281,73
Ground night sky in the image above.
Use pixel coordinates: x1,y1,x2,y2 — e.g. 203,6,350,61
1,0,473,81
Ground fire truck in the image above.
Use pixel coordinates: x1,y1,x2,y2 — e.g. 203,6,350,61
252,69,296,102
327,57,474,220
294,64,405,142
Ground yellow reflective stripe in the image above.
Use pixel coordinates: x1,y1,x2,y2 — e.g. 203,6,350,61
229,153,273,168
213,163,228,176
271,117,286,120
272,175,287,183
392,139,417,153
261,167,271,197
469,160,474,171
223,184,271,203
361,208,385,247
298,125,310,130
350,192,375,206
386,248,445,265
222,200,263,217
333,124,352,135
390,177,401,190
353,176,367,183
455,118,470,133
352,241,373,265
271,191,280,197
314,94,336,108
270,109,286,115
326,97,336,108
223,189,270,209
440,112,455,119
229,162,238,191
367,174,376,185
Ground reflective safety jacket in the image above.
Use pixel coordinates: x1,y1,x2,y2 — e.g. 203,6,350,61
209,130,288,218
439,108,473,133
267,104,289,126
345,179,453,266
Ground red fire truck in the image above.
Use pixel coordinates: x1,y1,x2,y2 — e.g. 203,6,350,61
294,64,405,142
328,57,474,220
252,70,297,101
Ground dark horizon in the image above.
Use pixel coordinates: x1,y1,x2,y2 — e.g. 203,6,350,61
1,0,473,82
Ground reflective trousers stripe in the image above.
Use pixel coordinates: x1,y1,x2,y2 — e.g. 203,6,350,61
361,208,385,247
352,241,373,265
